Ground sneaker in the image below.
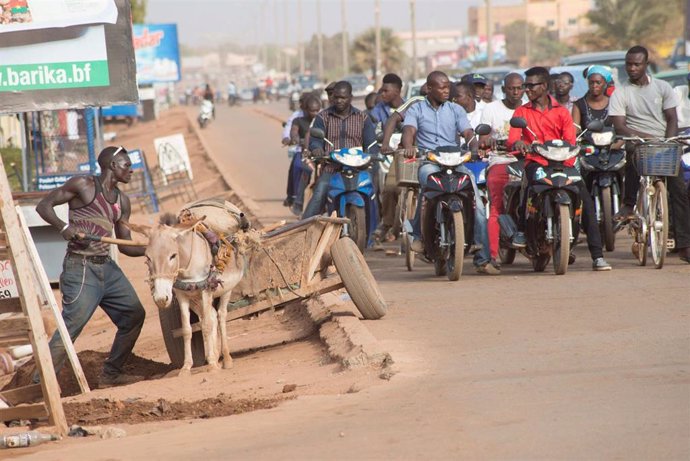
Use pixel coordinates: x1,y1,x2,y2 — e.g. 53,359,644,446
282,197,294,207
592,257,612,271
678,247,690,264
290,204,302,217
409,236,424,253
475,261,501,275
98,373,142,388
614,204,634,222
512,232,527,248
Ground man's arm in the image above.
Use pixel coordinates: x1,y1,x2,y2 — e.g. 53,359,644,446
610,116,653,139
663,107,679,138
36,176,88,241
289,121,300,145
115,194,145,257
282,110,300,144
308,114,326,154
381,112,403,153
362,114,376,151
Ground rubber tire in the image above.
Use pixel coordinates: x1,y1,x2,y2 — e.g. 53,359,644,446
159,296,206,368
635,196,648,267
600,188,616,252
434,258,447,276
650,181,668,269
447,212,465,281
499,246,516,265
532,253,550,272
331,237,387,320
346,204,368,252
552,204,571,275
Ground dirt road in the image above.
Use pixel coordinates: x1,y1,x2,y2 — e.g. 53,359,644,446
13,102,690,460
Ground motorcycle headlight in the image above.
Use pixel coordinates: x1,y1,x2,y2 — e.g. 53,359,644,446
536,145,578,161
428,151,469,167
591,132,614,146
331,148,371,167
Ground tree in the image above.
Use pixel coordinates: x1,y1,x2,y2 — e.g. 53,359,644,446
131,0,147,23
583,0,683,51
304,33,345,81
504,21,573,66
351,27,406,78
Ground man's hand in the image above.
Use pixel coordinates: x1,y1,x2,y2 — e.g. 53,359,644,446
281,137,291,146
403,147,417,159
513,140,528,155
60,224,78,241
311,147,325,159
381,143,394,154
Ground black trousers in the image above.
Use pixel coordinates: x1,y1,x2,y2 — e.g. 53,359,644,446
518,162,603,260
623,145,690,249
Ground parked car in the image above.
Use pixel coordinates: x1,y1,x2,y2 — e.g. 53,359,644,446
653,69,688,88
343,74,374,98
297,74,320,91
403,78,427,101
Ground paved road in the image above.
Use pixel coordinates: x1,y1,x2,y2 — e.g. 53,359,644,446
26,102,690,460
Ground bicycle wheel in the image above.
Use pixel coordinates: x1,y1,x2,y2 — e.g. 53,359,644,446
403,189,417,271
633,186,648,267
649,181,668,269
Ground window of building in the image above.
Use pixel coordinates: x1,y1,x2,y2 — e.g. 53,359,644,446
568,18,577,25
546,19,555,27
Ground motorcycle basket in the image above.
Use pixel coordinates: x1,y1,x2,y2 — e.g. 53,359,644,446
634,143,682,177
394,152,420,186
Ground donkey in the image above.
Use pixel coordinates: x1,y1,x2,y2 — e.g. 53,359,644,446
130,216,244,376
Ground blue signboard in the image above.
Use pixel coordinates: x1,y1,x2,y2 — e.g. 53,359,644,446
132,24,181,84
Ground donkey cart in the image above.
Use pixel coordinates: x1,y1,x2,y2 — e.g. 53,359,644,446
158,216,387,367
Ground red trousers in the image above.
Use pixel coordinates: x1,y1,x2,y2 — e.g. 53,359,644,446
487,164,509,260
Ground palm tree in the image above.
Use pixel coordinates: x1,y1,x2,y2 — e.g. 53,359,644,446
131,0,147,23
351,27,406,78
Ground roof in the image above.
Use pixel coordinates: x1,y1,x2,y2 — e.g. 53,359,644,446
561,51,627,66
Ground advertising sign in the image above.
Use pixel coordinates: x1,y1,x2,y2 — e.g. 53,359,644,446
133,24,181,84
0,0,138,112
154,134,193,179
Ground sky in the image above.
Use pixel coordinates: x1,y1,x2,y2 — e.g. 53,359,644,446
146,0,522,48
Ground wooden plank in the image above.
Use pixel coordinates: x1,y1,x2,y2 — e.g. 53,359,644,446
17,207,90,395
0,297,22,314
0,162,67,436
0,331,30,347
0,315,29,332
0,403,48,422
0,384,43,406
305,222,335,284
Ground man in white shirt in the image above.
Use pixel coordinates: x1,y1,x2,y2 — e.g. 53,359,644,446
674,73,690,129
453,81,483,130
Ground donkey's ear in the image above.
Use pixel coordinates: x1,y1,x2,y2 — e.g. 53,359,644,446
124,221,152,237
175,215,206,230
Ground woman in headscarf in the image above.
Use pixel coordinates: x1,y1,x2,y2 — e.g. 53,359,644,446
572,65,614,132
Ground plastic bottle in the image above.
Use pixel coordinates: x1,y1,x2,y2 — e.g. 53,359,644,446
0,431,57,448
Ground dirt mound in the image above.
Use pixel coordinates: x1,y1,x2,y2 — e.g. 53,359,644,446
64,393,288,425
3,350,174,397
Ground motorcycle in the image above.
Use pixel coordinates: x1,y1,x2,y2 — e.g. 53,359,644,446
578,120,625,252
500,117,583,275
309,127,381,251
198,100,214,129
415,124,492,281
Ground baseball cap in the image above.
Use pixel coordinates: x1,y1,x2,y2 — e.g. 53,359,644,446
471,73,488,85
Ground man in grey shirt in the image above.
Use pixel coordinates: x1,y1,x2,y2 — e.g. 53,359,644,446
610,45,690,263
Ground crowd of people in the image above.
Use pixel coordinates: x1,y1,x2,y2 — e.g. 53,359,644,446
281,44,690,274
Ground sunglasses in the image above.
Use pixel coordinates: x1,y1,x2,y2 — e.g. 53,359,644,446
522,82,545,90
113,145,125,156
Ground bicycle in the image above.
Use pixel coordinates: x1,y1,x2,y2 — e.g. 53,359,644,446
394,150,420,271
618,136,687,268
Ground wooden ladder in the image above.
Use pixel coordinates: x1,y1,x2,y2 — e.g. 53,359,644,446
0,162,89,436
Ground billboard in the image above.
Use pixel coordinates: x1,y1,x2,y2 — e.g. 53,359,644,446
133,24,181,84
0,0,138,112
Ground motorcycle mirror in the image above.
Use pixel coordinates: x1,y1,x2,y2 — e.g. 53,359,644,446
310,127,326,139
510,117,527,129
474,124,492,136
586,120,604,132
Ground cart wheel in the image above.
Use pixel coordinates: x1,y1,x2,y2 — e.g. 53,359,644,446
331,237,387,320
159,296,206,368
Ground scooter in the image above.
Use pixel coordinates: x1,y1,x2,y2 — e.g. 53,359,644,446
500,117,583,275
309,127,381,251
578,120,626,252
198,100,214,129
415,124,492,281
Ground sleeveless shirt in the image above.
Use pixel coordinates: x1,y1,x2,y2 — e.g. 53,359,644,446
67,176,122,256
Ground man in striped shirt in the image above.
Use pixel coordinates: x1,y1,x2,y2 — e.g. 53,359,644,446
302,81,376,218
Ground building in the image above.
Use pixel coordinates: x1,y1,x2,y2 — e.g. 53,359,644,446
468,0,593,42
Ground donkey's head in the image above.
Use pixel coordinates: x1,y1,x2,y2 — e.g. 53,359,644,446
133,214,204,308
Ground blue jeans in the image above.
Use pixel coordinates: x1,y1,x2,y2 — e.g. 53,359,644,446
303,171,333,218
43,256,145,378
411,162,490,267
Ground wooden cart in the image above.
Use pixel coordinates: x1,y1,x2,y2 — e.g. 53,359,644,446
158,216,387,367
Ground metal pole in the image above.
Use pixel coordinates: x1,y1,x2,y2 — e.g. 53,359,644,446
298,0,305,74
375,0,382,86
19,114,28,191
524,6,530,66
273,0,280,71
486,0,493,66
317,0,324,78
284,0,290,73
341,0,349,74
410,0,417,80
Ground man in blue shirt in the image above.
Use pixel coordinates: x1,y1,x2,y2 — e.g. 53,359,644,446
402,71,497,274
371,73,405,128
302,81,376,219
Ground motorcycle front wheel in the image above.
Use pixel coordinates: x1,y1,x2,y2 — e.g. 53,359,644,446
446,211,465,281
346,204,367,252
600,187,616,252
552,203,571,275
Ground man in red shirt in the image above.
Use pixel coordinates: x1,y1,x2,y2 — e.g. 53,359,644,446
507,67,611,271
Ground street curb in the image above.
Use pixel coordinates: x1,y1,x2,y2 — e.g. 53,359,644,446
186,111,265,228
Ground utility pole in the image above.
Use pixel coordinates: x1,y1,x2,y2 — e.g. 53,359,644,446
410,0,417,80
284,0,291,74
486,0,493,67
261,1,268,66
524,3,530,66
375,0,381,86
273,0,280,72
341,0,349,74
317,0,324,78
298,0,305,74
